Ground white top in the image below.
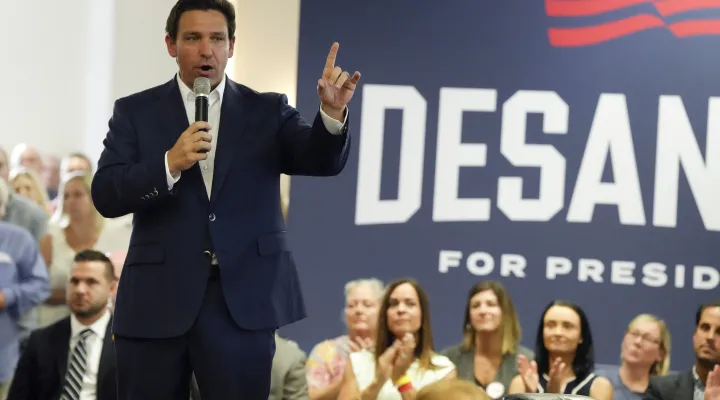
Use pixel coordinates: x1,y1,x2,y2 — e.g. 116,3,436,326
69,309,111,400
350,350,455,400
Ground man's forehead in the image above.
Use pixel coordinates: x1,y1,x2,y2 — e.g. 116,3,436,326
72,261,107,277
178,10,228,34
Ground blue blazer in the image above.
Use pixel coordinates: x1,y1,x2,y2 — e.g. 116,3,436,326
91,77,350,338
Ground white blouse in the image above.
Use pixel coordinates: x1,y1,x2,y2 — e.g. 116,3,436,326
350,350,455,400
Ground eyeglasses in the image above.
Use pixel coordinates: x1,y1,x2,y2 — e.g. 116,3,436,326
627,330,661,345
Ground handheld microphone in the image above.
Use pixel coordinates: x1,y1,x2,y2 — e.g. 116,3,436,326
193,77,211,153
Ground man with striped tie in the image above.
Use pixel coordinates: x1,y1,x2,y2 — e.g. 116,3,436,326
7,250,118,400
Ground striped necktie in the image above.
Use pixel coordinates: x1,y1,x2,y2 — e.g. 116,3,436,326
60,328,93,400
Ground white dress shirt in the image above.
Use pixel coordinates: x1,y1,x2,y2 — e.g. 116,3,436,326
164,73,348,195
68,309,111,400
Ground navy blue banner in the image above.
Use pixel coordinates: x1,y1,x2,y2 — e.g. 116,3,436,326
282,0,720,369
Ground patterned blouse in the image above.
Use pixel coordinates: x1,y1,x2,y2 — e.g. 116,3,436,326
306,335,352,391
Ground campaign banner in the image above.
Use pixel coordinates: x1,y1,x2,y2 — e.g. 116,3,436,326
282,0,720,369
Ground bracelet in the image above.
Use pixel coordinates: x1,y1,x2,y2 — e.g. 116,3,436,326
397,382,414,393
394,375,412,387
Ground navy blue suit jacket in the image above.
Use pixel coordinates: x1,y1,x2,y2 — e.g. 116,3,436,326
91,77,350,338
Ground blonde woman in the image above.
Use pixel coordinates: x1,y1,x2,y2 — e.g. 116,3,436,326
9,168,52,215
39,171,131,327
597,314,670,400
441,281,533,399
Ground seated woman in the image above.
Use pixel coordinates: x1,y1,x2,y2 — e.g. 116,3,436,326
441,281,533,399
507,300,612,400
598,314,670,400
306,278,384,400
338,278,456,400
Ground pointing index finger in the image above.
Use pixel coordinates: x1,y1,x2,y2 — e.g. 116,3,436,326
325,42,339,70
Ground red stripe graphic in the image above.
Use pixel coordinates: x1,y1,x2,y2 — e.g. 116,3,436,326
546,0,720,46
669,19,720,36
546,0,649,17
548,14,664,47
546,0,720,17
655,0,720,16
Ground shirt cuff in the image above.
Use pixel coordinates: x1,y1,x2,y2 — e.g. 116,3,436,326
165,151,181,190
319,104,348,135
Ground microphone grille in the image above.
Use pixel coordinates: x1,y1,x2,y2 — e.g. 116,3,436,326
193,77,211,96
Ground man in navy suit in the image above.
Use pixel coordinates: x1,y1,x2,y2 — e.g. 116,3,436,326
89,0,360,399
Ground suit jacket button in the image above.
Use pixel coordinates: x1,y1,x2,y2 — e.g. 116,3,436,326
209,213,216,222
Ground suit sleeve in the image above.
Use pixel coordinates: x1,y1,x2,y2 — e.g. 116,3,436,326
276,94,350,177
644,378,665,400
284,349,310,400
91,99,174,218
6,331,39,399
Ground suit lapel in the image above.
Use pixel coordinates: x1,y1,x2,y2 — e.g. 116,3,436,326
210,80,247,204
55,318,72,384
97,317,114,396
157,77,210,207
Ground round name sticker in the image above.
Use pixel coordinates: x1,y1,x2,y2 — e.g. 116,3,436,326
485,382,505,399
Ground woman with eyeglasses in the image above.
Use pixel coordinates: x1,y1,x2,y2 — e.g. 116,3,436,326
597,314,671,400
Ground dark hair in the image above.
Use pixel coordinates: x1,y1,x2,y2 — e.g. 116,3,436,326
535,300,595,378
696,302,720,326
375,278,437,371
73,250,115,282
166,0,236,40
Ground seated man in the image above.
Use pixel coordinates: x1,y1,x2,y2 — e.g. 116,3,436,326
8,250,118,400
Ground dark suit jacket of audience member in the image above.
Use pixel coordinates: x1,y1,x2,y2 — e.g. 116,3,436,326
7,316,117,400
644,369,694,400
189,334,309,400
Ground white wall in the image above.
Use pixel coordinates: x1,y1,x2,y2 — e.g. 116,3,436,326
0,0,250,164
1,0,298,202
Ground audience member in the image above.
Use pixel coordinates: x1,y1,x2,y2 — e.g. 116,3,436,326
0,161,50,353
508,300,612,400
416,379,491,400
338,279,456,400
8,169,51,216
8,250,118,400
646,302,720,400
596,313,670,400
41,155,60,199
8,145,43,178
39,171,131,328
269,334,310,400
0,184,51,400
307,278,383,400
442,281,533,399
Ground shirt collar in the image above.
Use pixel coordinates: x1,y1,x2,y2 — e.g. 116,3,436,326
70,309,111,340
176,73,226,105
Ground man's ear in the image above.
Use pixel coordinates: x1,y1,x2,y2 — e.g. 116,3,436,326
165,34,178,58
228,36,236,58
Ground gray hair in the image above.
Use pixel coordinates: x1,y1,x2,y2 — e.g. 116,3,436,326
341,278,385,327
344,278,385,302
0,178,9,218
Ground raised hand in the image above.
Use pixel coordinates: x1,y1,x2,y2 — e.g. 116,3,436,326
546,357,568,393
317,42,361,114
517,354,539,393
391,333,417,382
374,341,400,384
706,364,720,400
